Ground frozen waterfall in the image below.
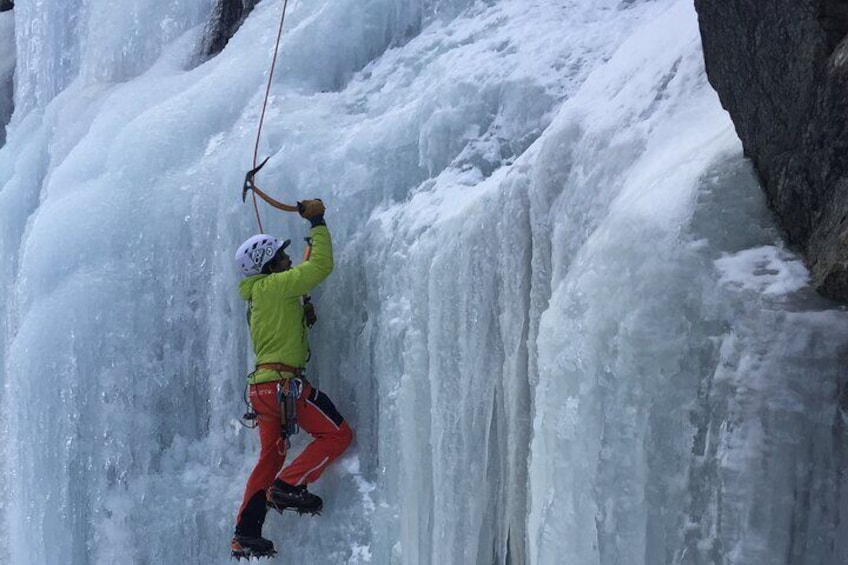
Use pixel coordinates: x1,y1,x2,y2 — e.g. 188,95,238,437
1,0,847,564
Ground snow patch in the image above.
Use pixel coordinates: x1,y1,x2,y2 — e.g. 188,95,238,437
714,245,810,296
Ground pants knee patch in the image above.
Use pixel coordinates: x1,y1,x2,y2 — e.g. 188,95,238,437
309,388,345,428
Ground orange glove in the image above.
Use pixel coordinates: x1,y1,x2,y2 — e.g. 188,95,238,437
297,199,325,219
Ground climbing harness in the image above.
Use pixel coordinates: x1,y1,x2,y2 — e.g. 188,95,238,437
239,363,304,431
256,363,303,442
256,362,304,376
244,0,299,232
247,363,305,447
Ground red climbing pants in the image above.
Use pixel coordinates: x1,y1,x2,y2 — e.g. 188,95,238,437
235,380,353,535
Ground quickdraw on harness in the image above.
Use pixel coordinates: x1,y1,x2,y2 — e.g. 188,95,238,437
240,381,260,429
277,376,303,448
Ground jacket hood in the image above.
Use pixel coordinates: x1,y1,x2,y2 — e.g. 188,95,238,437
238,274,266,301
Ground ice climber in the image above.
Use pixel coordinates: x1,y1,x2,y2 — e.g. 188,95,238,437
230,199,353,560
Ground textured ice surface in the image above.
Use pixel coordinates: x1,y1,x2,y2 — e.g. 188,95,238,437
1,1,847,564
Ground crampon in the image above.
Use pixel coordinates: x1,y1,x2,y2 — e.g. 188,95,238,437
267,481,323,516
231,535,277,560
266,497,323,516
267,502,322,516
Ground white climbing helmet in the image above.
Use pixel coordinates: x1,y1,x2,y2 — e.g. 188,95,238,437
235,234,291,276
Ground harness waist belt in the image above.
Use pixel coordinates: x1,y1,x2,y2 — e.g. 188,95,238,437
256,363,304,376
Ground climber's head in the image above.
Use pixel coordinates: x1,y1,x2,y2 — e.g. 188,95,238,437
235,234,291,276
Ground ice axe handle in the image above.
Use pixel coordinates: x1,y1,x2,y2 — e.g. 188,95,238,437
303,237,317,327
303,237,313,261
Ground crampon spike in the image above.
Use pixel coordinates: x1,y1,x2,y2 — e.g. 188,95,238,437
296,507,321,517
231,537,277,560
231,548,277,560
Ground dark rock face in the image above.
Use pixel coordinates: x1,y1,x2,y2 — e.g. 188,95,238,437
0,76,10,147
694,0,848,302
0,2,13,13
0,5,13,147
202,0,259,59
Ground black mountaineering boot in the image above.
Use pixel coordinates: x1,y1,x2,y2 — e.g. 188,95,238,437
267,479,323,515
231,534,276,560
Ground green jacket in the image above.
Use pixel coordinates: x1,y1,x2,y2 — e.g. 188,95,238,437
239,225,333,384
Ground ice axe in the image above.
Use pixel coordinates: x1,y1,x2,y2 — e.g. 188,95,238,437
241,157,299,212
302,236,317,327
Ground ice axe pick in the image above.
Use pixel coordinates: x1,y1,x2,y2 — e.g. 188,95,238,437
242,156,270,202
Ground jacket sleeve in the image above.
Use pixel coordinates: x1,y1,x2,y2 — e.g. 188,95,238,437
265,225,334,297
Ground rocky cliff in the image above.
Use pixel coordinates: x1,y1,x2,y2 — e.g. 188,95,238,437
694,0,848,302
202,0,259,58
0,6,13,147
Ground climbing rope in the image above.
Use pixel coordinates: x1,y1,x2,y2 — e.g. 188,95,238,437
245,0,299,232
